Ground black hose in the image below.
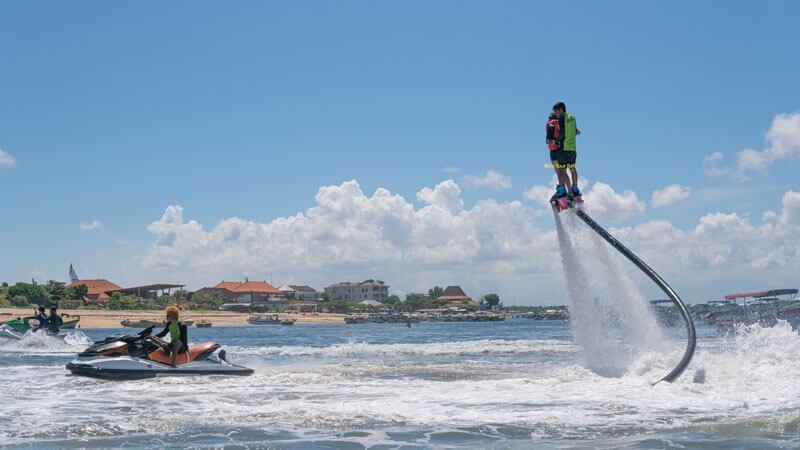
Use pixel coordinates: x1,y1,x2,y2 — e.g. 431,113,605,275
574,208,696,383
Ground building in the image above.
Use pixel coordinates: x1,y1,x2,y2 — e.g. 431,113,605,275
325,280,389,302
277,284,318,300
192,286,238,302
231,280,282,304
106,284,185,300
66,279,123,302
437,286,479,307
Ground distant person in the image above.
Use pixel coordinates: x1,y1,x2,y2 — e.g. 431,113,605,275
151,306,188,368
46,307,63,335
551,101,581,199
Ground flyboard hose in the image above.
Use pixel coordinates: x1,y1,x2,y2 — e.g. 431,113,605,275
574,208,696,383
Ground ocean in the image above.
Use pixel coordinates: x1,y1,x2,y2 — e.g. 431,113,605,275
2,320,800,448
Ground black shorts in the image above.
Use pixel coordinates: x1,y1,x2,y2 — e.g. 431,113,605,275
550,150,576,168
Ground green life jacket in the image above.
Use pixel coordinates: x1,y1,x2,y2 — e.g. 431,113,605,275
563,113,577,151
168,321,181,340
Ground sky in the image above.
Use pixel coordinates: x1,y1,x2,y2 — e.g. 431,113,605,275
1,1,799,305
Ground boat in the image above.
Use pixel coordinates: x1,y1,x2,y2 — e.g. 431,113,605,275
121,319,195,328
196,318,212,328
60,313,80,329
65,326,253,380
220,303,251,313
247,314,283,325
280,318,296,325
701,289,800,330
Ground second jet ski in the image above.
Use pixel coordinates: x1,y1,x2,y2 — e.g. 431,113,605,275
66,326,253,380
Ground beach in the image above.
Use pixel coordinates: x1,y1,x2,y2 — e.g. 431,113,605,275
0,308,348,327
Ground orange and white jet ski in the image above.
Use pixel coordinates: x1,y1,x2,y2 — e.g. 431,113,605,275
66,326,253,380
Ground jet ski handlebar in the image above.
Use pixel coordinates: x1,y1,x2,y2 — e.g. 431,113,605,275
137,326,155,338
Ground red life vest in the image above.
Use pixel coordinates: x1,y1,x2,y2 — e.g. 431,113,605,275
546,119,560,150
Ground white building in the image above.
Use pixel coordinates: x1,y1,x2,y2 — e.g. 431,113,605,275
277,284,318,300
325,280,389,302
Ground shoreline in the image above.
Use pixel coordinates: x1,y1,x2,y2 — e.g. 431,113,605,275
0,308,348,328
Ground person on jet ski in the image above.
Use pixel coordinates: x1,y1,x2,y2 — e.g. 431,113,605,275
46,307,63,335
150,306,188,368
26,306,49,331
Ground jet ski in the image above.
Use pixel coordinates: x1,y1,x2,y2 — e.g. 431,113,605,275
66,326,254,380
0,323,26,340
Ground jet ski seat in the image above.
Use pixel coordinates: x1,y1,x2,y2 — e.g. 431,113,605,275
148,342,218,365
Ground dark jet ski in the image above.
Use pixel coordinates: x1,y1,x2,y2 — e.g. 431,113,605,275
66,326,253,380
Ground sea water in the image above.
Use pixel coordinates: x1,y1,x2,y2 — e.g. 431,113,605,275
2,320,800,448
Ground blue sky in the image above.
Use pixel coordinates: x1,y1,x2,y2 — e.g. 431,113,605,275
1,1,798,304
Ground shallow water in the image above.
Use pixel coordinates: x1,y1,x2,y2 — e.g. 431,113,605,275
2,320,800,448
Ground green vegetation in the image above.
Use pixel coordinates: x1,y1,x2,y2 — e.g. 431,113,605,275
483,293,500,307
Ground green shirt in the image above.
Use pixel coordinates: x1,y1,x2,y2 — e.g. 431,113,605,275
562,113,577,151
168,321,181,340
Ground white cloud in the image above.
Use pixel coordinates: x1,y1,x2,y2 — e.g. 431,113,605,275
582,182,646,221
80,220,105,231
702,151,729,177
461,170,512,190
115,238,131,246
651,184,691,208
0,147,16,168
441,166,460,173
134,179,800,304
706,113,800,181
141,180,558,299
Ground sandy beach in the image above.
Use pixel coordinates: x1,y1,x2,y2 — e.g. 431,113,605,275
0,308,348,328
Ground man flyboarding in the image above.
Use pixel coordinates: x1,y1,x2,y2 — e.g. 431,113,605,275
548,101,582,212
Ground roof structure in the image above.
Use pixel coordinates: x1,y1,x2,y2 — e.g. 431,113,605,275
106,284,185,296
359,300,383,306
232,281,281,294
215,281,242,291
67,279,123,300
437,285,471,301
725,289,798,300
289,285,316,292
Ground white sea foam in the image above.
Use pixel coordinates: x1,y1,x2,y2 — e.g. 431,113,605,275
226,338,577,358
3,323,800,446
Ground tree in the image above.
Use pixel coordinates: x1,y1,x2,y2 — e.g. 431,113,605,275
2,282,8,287
44,280,67,301
320,292,332,303
328,299,355,314
483,293,500,308
8,282,49,307
404,293,430,311
382,294,401,305
428,286,444,299
10,295,29,307
66,284,89,300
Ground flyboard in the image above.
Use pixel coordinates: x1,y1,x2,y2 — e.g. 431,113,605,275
552,195,697,383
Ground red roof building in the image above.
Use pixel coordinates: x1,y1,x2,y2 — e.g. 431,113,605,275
66,279,123,301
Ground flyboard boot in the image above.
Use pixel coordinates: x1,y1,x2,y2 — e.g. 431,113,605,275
550,186,570,213
567,186,583,208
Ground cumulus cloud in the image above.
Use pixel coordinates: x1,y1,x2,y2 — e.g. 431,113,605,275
0,147,16,168
582,182,646,221
705,113,800,181
136,179,800,303
80,220,105,231
461,170,512,190
651,184,692,208
142,180,557,297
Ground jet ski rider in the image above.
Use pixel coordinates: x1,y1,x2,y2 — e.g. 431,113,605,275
150,306,188,367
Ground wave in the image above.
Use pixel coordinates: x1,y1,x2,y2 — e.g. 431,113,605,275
227,338,578,358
